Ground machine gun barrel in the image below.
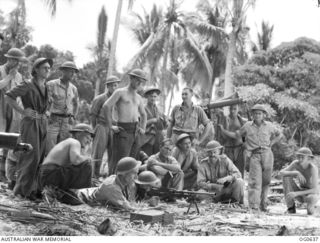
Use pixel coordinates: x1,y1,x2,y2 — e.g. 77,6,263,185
206,98,244,110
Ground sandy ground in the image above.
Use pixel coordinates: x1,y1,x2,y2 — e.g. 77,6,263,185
0,179,319,236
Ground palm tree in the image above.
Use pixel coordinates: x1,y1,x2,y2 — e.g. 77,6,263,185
41,0,72,17
223,0,255,98
94,6,108,97
184,0,229,101
257,20,274,51
123,4,163,84
125,0,213,113
107,0,135,78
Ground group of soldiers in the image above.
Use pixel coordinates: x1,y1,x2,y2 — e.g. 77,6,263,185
0,47,318,216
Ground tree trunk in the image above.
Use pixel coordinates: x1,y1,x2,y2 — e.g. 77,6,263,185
107,0,123,77
94,76,101,97
167,87,174,117
224,30,236,98
160,27,170,113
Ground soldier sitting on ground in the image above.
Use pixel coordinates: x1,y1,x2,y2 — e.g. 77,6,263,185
172,133,199,190
147,138,184,191
280,147,319,215
197,140,244,204
40,123,93,204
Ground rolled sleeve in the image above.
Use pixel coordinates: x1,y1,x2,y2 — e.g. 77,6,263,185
198,107,210,126
237,122,248,137
169,106,178,124
6,81,29,99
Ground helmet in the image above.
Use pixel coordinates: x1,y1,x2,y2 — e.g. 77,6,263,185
4,48,25,60
116,157,141,175
128,69,147,81
105,75,121,85
59,61,79,72
134,171,159,185
296,147,313,157
143,87,161,97
31,57,53,77
175,133,192,146
251,104,267,113
205,140,223,152
69,123,94,136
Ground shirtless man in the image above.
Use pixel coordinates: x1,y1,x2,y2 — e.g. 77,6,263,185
102,69,147,174
280,147,319,215
39,123,93,204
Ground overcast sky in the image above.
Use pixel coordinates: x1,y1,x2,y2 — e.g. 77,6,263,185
2,0,320,71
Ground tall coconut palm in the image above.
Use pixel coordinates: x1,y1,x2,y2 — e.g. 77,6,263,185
184,0,229,101
107,0,135,78
123,4,163,84
223,0,255,98
125,0,213,113
94,6,108,97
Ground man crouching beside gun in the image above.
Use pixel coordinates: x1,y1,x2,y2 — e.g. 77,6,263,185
280,147,319,215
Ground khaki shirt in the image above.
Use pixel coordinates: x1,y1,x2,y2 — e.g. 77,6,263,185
47,79,78,115
0,65,22,133
172,147,199,173
170,102,209,136
92,175,135,207
90,92,111,125
147,152,181,178
197,155,241,189
237,120,280,151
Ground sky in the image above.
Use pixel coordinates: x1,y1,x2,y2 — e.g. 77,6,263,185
1,0,320,71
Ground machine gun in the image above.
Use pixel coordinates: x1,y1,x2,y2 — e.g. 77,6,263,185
148,187,216,214
202,97,251,121
0,132,33,152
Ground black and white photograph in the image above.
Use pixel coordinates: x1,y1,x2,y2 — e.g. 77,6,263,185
0,0,319,240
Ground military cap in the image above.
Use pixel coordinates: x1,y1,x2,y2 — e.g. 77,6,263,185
59,61,79,72
251,104,267,113
105,75,121,85
175,133,192,146
5,48,25,60
116,157,141,175
205,140,223,152
134,171,160,185
31,57,53,77
296,147,314,158
144,87,161,97
69,123,94,136
128,69,147,81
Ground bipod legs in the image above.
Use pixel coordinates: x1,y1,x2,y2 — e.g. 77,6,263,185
186,200,200,214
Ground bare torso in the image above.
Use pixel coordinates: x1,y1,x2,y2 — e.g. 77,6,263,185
43,138,78,166
225,116,243,146
115,87,142,123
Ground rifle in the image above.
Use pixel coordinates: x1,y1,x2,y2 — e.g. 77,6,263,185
148,187,216,214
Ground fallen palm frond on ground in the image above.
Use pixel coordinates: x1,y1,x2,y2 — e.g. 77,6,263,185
0,180,319,236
